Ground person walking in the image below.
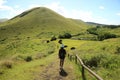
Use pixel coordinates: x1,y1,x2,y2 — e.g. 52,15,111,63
58,40,66,70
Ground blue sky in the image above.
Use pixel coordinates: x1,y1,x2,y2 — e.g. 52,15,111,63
0,0,120,25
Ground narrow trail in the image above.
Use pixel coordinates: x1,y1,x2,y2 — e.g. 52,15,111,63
34,56,78,80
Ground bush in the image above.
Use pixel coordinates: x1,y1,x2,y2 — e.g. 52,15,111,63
50,35,57,41
87,27,98,35
98,33,116,41
25,56,32,62
0,70,3,75
82,53,120,69
101,55,120,69
1,60,13,69
87,27,117,41
58,32,72,39
58,34,64,39
82,53,106,68
84,56,101,67
116,46,120,54
71,47,76,50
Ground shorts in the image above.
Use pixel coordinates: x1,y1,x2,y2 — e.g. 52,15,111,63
59,56,65,59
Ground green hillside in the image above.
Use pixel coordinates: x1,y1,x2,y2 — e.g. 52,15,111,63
69,19,93,29
0,7,88,41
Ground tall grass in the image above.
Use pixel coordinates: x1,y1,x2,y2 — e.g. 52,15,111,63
76,38,120,80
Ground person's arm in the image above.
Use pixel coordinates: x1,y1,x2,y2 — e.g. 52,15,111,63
58,49,61,58
64,49,66,56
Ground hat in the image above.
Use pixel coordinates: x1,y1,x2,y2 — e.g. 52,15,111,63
60,44,64,48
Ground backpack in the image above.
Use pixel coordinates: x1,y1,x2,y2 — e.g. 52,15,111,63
59,48,66,58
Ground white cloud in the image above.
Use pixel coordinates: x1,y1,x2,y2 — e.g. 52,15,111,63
28,2,67,17
44,2,66,14
28,2,109,24
0,0,24,18
14,5,20,8
28,2,94,22
116,12,120,16
0,0,13,11
93,17,108,24
67,10,93,21
28,4,41,9
0,0,6,6
99,6,105,10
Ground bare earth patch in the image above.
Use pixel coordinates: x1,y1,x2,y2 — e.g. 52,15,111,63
34,58,76,80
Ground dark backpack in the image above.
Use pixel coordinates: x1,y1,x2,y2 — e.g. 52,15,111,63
59,48,66,57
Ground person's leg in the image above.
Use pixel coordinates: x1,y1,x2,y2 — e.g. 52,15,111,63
61,59,64,68
60,58,65,69
60,59,62,68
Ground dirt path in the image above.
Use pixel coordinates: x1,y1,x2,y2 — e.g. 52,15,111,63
34,57,77,80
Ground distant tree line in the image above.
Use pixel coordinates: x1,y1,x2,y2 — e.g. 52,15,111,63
50,32,72,41
87,26,117,41
58,32,72,39
96,25,120,29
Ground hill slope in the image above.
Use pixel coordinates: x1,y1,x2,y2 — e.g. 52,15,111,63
0,18,8,23
0,7,88,40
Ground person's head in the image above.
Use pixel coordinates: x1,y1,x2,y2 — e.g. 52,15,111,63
60,46,64,50
58,39,62,44
60,44,64,48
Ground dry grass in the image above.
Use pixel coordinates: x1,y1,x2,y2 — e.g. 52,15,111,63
0,60,13,69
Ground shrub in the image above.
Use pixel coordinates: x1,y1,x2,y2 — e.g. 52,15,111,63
116,46,120,54
98,33,117,41
58,34,64,39
87,27,98,35
58,32,72,39
1,60,13,69
83,53,104,68
84,56,100,67
0,70,3,75
46,40,49,43
101,55,120,69
25,56,32,62
71,47,76,50
50,35,57,41
87,27,117,41
83,53,120,69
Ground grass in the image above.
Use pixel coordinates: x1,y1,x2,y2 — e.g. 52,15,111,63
0,39,83,80
0,38,120,80
0,53,56,80
0,38,55,59
58,38,120,80
76,38,120,80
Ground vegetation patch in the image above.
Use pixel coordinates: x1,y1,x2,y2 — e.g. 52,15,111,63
24,56,32,62
58,32,72,39
87,26,119,41
0,60,13,69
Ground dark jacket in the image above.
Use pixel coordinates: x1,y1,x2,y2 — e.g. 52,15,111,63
59,48,66,59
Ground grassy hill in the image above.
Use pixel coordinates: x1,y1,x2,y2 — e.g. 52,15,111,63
0,7,89,41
